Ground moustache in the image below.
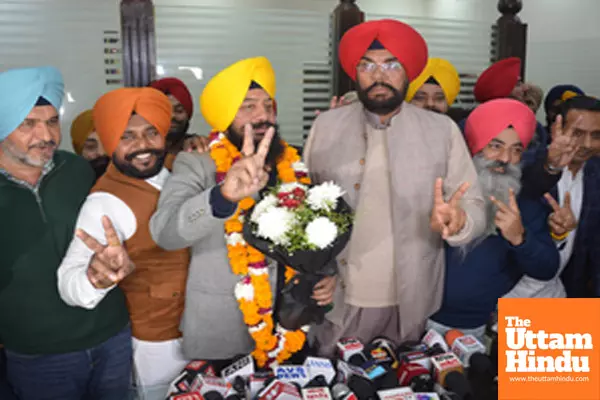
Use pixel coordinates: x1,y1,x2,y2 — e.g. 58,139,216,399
366,82,398,94
29,140,56,150
489,160,509,171
125,148,164,162
251,121,276,131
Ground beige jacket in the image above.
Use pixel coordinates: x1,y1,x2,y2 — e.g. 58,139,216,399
304,102,485,341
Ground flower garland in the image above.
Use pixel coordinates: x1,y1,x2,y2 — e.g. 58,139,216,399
208,131,311,368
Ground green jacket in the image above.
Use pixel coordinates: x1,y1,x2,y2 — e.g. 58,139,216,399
0,151,129,354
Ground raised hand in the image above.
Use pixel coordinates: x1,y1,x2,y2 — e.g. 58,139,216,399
183,135,210,154
430,178,470,239
77,215,135,289
544,192,577,237
314,96,346,116
546,115,584,172
490,188,525,246
221,124,275,203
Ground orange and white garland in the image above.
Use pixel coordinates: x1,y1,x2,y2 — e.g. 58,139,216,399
208,131,311,368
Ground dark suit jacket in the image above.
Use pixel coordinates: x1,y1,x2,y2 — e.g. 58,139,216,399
522,155,600,297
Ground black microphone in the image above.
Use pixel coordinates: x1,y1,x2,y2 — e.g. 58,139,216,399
444,371,473,400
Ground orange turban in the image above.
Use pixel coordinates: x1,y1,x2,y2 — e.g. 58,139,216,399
93,88,171,156
474,57,521,103
70,109,94,155
339,19,428,82
465,98,536,155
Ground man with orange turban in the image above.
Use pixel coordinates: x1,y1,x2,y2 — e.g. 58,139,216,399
427,98,559,338
304,19,486,355
407,57,461,114
150,57,335,369
70,109,109,179
150,77,209,168
57,87,191,399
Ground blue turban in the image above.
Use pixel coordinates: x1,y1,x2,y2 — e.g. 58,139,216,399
544,84,584,114
0,66,64,141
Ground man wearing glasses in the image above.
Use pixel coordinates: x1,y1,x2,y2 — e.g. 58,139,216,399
304,19,485,355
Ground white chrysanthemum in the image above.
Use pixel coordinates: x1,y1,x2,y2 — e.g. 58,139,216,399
278,182,308,194
226,232,246,246
249,321,268,333
234,281,254,301
306,217,338,249
208,133,226,148
256,207,296,246
250,194,278,223
268,335,286,358
306,181,345,211
291,161,309,174
248,266,268,276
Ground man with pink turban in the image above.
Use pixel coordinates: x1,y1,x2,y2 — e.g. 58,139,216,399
427,99,559,339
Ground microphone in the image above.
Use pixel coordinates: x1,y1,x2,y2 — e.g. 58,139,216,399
258,380,302,400
274,365,310,387
186,360,217,377
376,387,417,400
203,391,225,400
397,347,431,372
331,383,358,400
302,387,333,400
190,375,231,399
168,371,192,396
422,330,449,353
370,337,400,369
250,370,275,399
336,361,376,400
430,353,463,387
337,338,368,366
397,362,435,393
443,372,473,400
304,357,336,386
221,355,255,382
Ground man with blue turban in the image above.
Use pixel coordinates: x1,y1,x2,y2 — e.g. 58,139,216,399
0,67,132,399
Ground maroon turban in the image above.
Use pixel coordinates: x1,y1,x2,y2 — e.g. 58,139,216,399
473,57,521,103
149,77,194,117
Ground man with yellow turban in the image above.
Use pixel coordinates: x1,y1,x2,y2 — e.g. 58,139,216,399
406,57,461,114
70,109,109,180
57,87,190,399
303,19,486,355
150,57,335,369
0,67,132,399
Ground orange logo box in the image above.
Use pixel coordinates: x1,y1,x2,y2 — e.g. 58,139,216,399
498,298,600,400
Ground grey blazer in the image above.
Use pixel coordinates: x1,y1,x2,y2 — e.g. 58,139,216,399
150,152,278,359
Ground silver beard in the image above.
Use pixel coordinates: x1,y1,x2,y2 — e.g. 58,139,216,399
458,153,523,257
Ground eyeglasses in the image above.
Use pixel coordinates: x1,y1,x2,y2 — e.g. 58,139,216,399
356,61,403,74
18,117,60,133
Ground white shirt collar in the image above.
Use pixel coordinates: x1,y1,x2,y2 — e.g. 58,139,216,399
145,167,170,191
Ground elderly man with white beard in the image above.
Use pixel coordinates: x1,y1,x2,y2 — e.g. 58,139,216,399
427,99,560,340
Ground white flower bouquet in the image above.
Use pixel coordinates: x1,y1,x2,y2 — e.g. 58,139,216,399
243,181,354,330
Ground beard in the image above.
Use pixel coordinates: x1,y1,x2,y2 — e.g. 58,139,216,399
166,119,190,151
1,139,57,168
226,121,285,166
357,79,408,116
89,155,110,181
474,153,523,237
112,148,166,179
457,153,522,257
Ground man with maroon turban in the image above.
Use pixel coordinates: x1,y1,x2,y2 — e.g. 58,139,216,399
150,77,209,168
304,19,486,354
428,99,559,338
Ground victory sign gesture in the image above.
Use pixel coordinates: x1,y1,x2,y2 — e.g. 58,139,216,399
430,178,470,239
544,192,577,237
221,124,275,203
546,114,584,172
77,215,135,289
490,188,525,246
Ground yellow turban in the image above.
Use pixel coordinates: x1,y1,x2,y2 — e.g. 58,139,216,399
406,58,461,106
70,109,94,155
200,57,276,132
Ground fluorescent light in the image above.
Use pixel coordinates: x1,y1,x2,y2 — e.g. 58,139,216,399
156,65,165,76
178,66,203,80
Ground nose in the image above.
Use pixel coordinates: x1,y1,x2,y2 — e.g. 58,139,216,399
33,123,54,142
252,104,270,124
582,133,592,148
426,97,436,108
498,149,511,164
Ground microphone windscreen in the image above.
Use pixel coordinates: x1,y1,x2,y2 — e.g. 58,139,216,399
443,372,472,399
444,330,464,348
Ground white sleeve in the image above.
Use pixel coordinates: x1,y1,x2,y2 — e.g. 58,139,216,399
57,192,137,309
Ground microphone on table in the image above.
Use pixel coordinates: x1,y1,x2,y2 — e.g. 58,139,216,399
302,386,333,400
397,361,435,393
249,370,275,399
190,375,231,399
421,330,450,354
430,353,472,400
331,383,358,400
336,360,377,400
258,379,303,400
273,365,311,388
304,357,336,386
168,360,218,396
444,330,495,390
370,337,400,369
376,387,417,400
222,355,255,382
167,393,204,400
337,338,368,366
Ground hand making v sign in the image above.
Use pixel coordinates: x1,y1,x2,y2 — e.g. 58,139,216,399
430,178,470,240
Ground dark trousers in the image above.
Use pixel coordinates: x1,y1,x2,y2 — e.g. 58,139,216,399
6,326,132,400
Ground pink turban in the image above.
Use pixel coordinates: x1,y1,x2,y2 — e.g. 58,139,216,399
465,98,536,155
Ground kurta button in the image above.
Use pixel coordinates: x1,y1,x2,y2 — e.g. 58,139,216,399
359,158,365,166
172,292,179,297
354,183,360,190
